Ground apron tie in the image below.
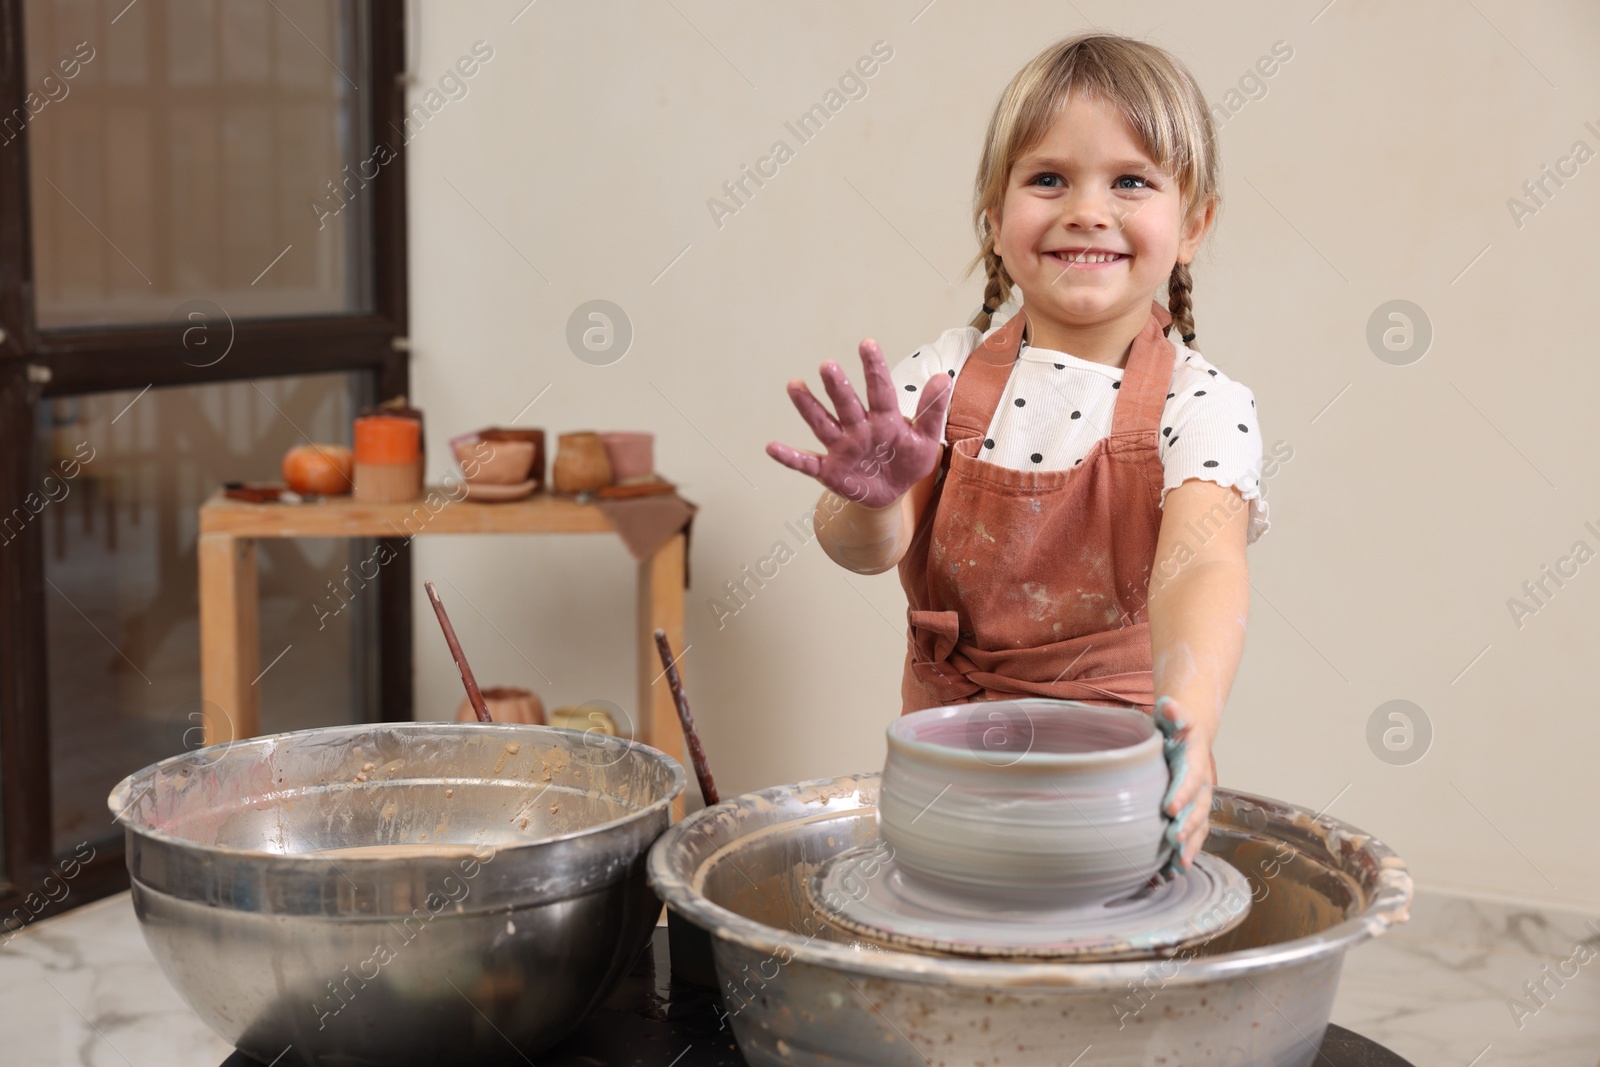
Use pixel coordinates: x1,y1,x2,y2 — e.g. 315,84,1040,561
907,611,1156,710
907,609,983,702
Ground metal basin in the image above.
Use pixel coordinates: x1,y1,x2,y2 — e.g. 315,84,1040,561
648,774,1411,1067
108,722,684,1067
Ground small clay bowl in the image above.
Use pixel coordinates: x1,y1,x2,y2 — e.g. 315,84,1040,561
878,700,1170,907
600,432,654,484
552,432,613,494
479,427,546,490
453,437,534,486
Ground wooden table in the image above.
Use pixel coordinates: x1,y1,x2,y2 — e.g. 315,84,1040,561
197,488,687,769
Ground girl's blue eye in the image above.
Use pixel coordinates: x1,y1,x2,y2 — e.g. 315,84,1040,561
1030,172,1151,189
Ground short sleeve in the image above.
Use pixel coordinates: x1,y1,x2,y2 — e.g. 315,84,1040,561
887,325,982,439
1158,365,1271,544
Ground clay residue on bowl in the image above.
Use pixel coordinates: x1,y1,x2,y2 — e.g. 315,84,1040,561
491,740,521,775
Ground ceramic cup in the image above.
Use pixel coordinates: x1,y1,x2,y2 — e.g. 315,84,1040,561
878,699,1171,907
600,432,654,484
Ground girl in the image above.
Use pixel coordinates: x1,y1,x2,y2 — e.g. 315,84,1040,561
766,34,1267,872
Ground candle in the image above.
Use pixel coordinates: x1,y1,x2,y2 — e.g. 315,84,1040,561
354,415,421,465
353,414,423,503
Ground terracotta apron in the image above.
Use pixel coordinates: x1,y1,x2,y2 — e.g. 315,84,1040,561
898,299,1177,715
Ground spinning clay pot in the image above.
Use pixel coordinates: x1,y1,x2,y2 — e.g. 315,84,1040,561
552,432,613,493
878,700,1170,907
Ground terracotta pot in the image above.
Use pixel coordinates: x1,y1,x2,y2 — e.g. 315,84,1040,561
600,432,654,484
452,436,534,486
454,686,544,725
479,427,545,490
552,432,613,493
878,700,1170,907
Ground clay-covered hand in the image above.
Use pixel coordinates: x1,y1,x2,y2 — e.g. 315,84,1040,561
765,339,953,510
1154,695,1217,878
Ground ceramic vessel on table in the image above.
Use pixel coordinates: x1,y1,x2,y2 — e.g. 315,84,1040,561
880,699,1169,906
479,427,546,490
600,431,653,483
454,684,545,724
453,436,534,485
108,722,683,1067
552,431,614,493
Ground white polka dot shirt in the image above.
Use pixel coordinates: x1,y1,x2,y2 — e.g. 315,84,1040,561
892,300,1270,544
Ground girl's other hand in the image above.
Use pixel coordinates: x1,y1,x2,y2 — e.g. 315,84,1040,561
766,339,953,510
1154,695,1217,876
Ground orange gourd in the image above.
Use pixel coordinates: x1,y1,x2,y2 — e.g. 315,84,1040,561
282,444,354,496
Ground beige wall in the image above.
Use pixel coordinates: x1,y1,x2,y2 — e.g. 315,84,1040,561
405,1,1600,912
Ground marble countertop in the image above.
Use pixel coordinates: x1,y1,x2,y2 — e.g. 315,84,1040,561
1,892,234,1065
1,887,1595,1066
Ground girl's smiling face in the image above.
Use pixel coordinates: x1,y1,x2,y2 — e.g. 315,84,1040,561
987,92,1212,360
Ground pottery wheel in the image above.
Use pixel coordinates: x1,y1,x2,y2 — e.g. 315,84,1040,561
807,842,1253,961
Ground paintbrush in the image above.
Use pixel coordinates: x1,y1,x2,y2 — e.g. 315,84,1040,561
425,580,492,723
653,628,718,805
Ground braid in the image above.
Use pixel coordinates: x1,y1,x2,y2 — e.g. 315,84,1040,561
1167,261,1197,350
969,239,1014,331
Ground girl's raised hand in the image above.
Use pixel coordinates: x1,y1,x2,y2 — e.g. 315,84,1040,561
766,339,953,510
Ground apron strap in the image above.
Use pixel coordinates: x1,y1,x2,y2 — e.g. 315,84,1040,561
943,307,1028,446
944,301,1175,447
1110,300,1177,437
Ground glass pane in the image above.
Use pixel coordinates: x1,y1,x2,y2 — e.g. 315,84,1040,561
23,0,371,328
42,373,365,855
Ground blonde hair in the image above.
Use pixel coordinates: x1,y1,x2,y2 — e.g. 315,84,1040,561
966,33,1219,348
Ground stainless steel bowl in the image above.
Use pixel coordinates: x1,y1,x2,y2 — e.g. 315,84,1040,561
648,775,1411,1067
108,722,685,1067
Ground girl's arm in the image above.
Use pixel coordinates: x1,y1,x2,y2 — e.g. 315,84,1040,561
1146,478,1252,869
813,467,938,575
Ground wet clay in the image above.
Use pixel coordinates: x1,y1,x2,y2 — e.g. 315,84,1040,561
879,700,1170,904
809,843,1251,960
803,700,1258,960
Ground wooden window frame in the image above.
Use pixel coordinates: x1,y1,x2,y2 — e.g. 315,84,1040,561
0,0,413,923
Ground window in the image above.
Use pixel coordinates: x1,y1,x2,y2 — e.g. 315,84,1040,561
0,0,410,922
